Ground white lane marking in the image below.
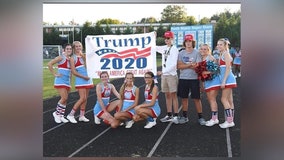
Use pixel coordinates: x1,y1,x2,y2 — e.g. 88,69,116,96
147,106,183,157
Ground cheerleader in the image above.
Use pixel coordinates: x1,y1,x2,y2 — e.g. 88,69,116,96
93,71,121,125
198,44,221,127
133,71,161,129
217,38,237,128
110,72,139,128
48,43,73,123
66,41,94,123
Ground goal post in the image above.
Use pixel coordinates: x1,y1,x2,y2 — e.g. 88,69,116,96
43,45,62,59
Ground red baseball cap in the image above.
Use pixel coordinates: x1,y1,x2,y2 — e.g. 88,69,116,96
184,34,195,41
164,31,174,38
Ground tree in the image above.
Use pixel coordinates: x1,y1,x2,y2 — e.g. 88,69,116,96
97,18,121,24
140,17,158,23
199,17,210,25
148,25,154,32
156,24,166,37
212,10,241,47
123,26,133,34
160,5,188,23
94,22,104,35
104,24,113,35
115,28,122,35
185,16,198,25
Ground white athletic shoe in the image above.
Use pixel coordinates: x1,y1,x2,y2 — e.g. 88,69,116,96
144,121,156,129
125,120,134,128
60,116,69,123
219,121,235,129
67,115,77,123
205,119,219,127
94,116,101,124
52,111,61,123
79,116,90,122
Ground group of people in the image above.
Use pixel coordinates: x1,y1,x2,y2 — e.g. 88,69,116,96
155,31,237,129
47,30,237,129
48,42,160,128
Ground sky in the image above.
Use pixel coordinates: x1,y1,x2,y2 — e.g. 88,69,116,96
43,3,241,25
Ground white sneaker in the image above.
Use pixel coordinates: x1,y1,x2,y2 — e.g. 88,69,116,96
172,116,179,124
205,119,219,126
144,121,156,129
219,121,235,129
67,115,77,123
94,116,101,124
60,116,69,123
125,120,134,128
52,111,61,123
79,116,90,122
160,115,173,122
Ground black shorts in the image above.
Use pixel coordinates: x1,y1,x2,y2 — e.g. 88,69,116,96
177,79,201,99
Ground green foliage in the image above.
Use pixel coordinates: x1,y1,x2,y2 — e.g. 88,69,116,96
123,26,133,34
104,25,113,35
156,37,166,46
140,17,158,23
160,5,188,23
148,25,155,32
185,16,198,25
199,17,210,25
43,6,241,47
156,24,166,37
97,18,121,24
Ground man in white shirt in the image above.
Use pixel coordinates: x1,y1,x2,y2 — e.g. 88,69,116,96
156,31,179,124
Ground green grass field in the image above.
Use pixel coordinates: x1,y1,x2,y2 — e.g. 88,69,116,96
43,56,162,99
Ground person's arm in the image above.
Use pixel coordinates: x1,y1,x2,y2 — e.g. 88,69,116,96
111,84,121,100
156,45,166,54
139,86,158,108
47,56,62,77
177,60,195,69
70,56,90,80
96,84,108,112
221,52,232,88
125,87,140,111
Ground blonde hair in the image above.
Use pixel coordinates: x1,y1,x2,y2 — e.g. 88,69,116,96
218,38,230,51
200,43,212,55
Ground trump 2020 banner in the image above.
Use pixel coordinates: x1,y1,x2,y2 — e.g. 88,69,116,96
85,32,157,79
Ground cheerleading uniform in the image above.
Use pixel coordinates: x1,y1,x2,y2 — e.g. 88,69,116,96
144,85,161,118
93,83,112,117
219,54,237,88
204,56,221,92
73,55,94,89
121,86,137,117
54,55,71,90
233,50,241,66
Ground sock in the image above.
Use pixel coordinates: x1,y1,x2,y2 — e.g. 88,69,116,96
69,108,76,116
173,113,179,117
167,112,172,117
56,103,66,116
231,109,235,118
147,117,154,122
212,111,218,120
80,109,85,117
225,109,233,123
198,113,203,119
183,111,187,118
